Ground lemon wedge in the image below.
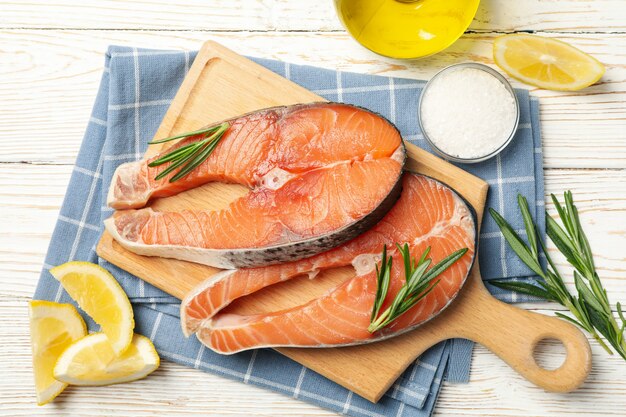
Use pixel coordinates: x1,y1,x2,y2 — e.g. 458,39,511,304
493,34,605,91
29,300,87,405
53,333,160,386
50,261,134,355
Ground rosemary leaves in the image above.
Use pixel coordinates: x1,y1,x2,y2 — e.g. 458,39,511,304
147,123,229,183
369,243,468,333
490,193,626,361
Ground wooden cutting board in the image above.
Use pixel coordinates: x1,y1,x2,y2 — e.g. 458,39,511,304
97,41,591,402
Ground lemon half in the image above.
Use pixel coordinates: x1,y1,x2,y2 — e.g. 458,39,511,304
493,34,605,91
29,300,87,405
53,333,160,386
50,261,134,355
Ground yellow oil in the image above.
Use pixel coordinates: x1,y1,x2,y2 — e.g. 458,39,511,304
335,0,480,59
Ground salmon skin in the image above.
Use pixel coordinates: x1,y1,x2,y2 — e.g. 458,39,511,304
180,173,477,354
105,103,405,268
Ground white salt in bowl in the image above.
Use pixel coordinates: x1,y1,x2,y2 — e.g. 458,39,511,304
418,63,520,164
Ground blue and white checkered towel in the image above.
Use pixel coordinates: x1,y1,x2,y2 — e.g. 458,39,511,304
34,46,544,417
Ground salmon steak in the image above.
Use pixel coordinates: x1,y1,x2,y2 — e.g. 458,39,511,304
180,173,477,354
105,103,405,268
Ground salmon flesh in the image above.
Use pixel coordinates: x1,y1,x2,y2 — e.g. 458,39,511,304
180,173,477,354
105,103,405,268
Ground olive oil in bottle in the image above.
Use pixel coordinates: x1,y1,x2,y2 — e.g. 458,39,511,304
334,0,480,59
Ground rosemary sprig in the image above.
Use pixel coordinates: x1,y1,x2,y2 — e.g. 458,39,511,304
489,193,626,360
147,122,229,182
148,125,225,145
368,243,468,333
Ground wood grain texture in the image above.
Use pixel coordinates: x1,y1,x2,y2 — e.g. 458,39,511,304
1,0,625,32
0,301,623,416
3,0,626,414
1,30,625,168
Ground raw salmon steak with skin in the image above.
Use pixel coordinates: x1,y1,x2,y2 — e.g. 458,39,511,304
180,174,477,354
105,103,405,268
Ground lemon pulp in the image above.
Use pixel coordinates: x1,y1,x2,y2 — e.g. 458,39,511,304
54,333,160,386
493,34,605,91
335,0,480,59
50,261,135,355
29,300,87,405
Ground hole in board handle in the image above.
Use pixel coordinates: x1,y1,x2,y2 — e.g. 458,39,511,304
533,338,567,370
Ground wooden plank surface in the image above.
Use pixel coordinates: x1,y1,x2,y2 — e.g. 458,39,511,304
1,0,625,32
2,0,626,415
1,30,625,169
1,300,624,416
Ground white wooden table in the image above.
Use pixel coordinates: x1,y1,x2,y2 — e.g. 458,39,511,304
2,1,626,415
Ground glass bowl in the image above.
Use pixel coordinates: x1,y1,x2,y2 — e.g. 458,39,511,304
334,0,481,60
417,62,520,164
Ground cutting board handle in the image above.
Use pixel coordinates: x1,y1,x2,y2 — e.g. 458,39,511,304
450,275,592,392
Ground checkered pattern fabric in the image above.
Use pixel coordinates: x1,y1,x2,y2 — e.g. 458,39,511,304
34,46,544,417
